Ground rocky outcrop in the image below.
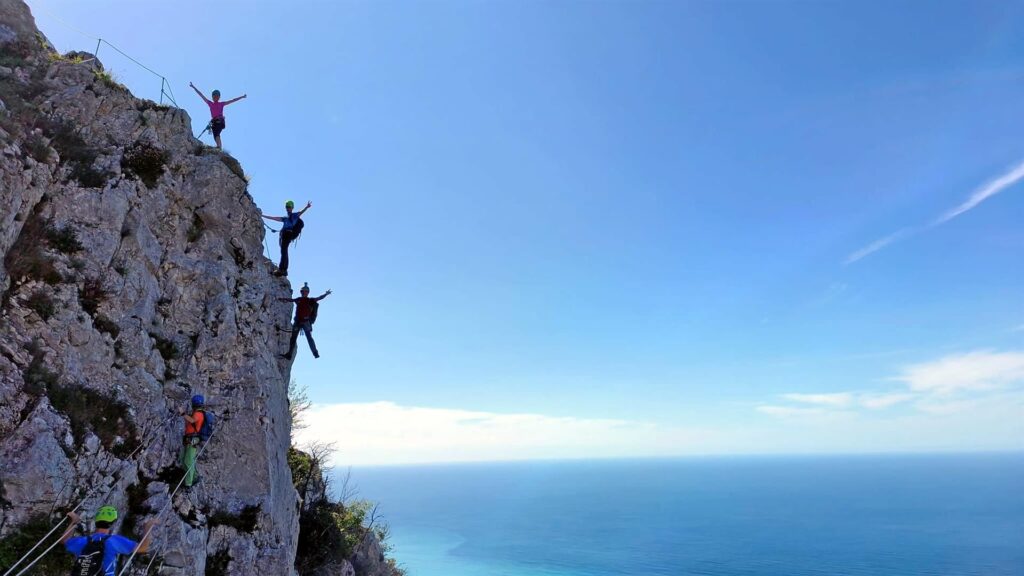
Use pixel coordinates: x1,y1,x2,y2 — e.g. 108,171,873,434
0,0,300,573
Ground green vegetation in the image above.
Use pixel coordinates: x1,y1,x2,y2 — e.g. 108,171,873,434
92,67,127,92
24,288,55,321
187,212,205,243
220,154,246,180
22,339,139,457
24,132,50,162
289,439,403,575
0,39,33,68
150,332,180,362
46,224,83,254
79,277,107,316
22,339,59,395
122,142,168,188
3,210,62,287
0,514,74,574
93,314,120,339
44,120,110,188
208,505,260,533
205,550,231,576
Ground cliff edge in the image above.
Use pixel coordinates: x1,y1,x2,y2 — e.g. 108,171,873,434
0,0,302,573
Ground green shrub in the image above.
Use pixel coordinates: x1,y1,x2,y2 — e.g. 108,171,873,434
22,339,59,396
25,288,55,320
208,505,260,533
205,550,231,576
44,119,111,188
0,39,33,68
121,142,168,188
46,224,83,254
187,212,204,243
48,381,139,457
150,333,180,361
0,514,74,573
3,211,62,286
94,315,120,339
219,154,245,180
79,277,107,316
24,132,50,162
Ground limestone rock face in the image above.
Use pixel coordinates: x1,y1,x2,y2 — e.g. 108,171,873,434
0,1,300,574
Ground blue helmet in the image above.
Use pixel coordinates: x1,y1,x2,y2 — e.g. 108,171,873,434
191,394,205,407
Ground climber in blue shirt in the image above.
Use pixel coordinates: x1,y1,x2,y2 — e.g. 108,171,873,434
61,506,155,576
261,199,311,277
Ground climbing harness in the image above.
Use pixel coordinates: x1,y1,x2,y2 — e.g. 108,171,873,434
1,415,175,576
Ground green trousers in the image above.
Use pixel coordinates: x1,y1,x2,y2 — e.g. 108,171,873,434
182,440,198,487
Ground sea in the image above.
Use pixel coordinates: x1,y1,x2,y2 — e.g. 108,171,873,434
346,454,1024,576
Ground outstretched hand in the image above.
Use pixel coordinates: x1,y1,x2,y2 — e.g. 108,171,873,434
305,201,312,209
66,511,80,523
189,81,195,88
325,289,332,296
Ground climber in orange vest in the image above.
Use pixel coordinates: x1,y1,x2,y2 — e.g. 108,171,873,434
179,395,206,488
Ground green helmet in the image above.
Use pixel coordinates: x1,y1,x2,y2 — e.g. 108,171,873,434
285,200,295,209
96,506,118,523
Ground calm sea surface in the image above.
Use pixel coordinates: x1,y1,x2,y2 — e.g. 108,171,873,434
345,454,1024,576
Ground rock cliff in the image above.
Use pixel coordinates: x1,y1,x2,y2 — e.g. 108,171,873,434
0,1,393,574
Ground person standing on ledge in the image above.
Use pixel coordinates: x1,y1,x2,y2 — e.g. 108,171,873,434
262,200,311,277
189,82,246,149
279,283,331,360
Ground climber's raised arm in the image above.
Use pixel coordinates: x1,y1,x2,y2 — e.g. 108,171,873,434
261,212,284,223
189,82,211,104
297,201,312,217
224,94,247,105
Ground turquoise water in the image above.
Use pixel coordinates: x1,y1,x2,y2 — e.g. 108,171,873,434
348,454,1024,576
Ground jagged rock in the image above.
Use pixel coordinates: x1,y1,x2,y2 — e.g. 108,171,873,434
0,1,300,574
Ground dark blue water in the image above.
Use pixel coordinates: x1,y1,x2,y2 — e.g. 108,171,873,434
346,454,1024,576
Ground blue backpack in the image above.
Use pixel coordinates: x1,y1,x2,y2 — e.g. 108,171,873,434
198,409,215,442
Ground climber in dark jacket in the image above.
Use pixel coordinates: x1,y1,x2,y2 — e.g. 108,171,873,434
261,200,311,277
279,283,331,359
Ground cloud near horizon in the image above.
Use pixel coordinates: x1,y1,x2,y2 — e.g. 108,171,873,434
295,402,715,466
759,349,1024,417
846,158,1024,263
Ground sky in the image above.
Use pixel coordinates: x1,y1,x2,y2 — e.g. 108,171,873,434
31,0,1024,465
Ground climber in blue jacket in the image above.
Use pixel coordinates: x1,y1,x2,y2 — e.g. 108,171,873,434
261,200,311,277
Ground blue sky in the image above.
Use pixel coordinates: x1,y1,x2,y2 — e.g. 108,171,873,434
33,0,1024,464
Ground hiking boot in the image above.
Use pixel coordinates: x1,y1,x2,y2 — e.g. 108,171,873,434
313,352,320,359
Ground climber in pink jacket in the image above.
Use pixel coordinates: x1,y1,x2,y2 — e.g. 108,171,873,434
189,82,246,149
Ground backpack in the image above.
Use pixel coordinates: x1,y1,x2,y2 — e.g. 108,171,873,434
70,535,110,576
282,214,304,240
308,300,319,325
197,409,215,442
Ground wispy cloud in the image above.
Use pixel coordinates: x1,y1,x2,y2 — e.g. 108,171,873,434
781,392,853,407
756,405,828,417
858,393,915,409
844,229,913,264
847,158,1024,263
894,350,1024,395
760,349,1024,419
932,160,1024,225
